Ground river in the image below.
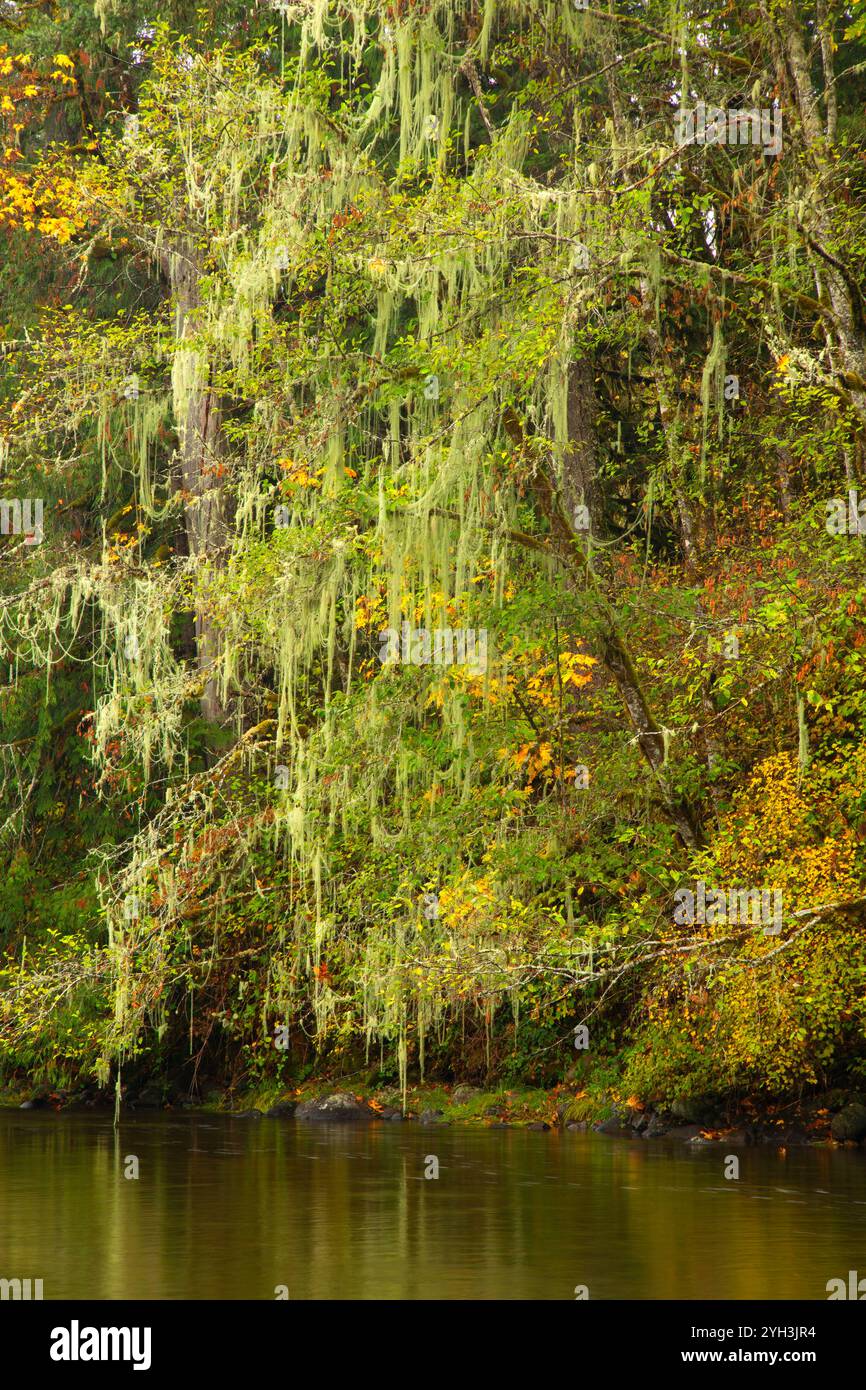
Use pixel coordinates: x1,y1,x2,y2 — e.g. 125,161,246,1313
1,1109,863,1299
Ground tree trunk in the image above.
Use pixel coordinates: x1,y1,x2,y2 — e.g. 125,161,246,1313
170,246,231,723
503,406,703,848
640,287,703,577
763,1,866,425
561,358,603,537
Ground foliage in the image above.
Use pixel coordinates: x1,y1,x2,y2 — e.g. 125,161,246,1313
1,0,865,1109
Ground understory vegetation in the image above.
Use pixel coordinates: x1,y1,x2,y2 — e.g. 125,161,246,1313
1,0,865,1113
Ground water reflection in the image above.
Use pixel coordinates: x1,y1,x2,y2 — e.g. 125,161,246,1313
0,1111,863,1299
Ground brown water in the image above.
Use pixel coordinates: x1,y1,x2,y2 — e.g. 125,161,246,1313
1,1109,864,1299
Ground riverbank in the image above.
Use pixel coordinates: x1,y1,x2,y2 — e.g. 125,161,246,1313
5,1076,866,1147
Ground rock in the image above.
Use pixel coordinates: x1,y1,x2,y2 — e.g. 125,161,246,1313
452,1085,484,1105
65,1087,99,1110
231,1109,262,1119
749,1125,791,1147
556,1096,595,1127
265,1100,298,1119
594,1115,634,1137
687,1129,747,1146
671,1096,718,1125
657,1124,702,1142
419,1109,447,1125
831,1103,866,1142
378,1106,403,1120
721,1130,749,1147
825,1088,866,1111
776,1125,810,1147
20,1085,51,1110
295,1092,375,1123
591,1103,640,1136
526,1121,550,1132
132,1086,163,1109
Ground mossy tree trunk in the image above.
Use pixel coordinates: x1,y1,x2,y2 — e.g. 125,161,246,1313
171,246,232,724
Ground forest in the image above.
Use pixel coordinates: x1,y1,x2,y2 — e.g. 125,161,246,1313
1,0,865,1131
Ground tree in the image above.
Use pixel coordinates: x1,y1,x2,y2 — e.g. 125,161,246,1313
1,0,865,1104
